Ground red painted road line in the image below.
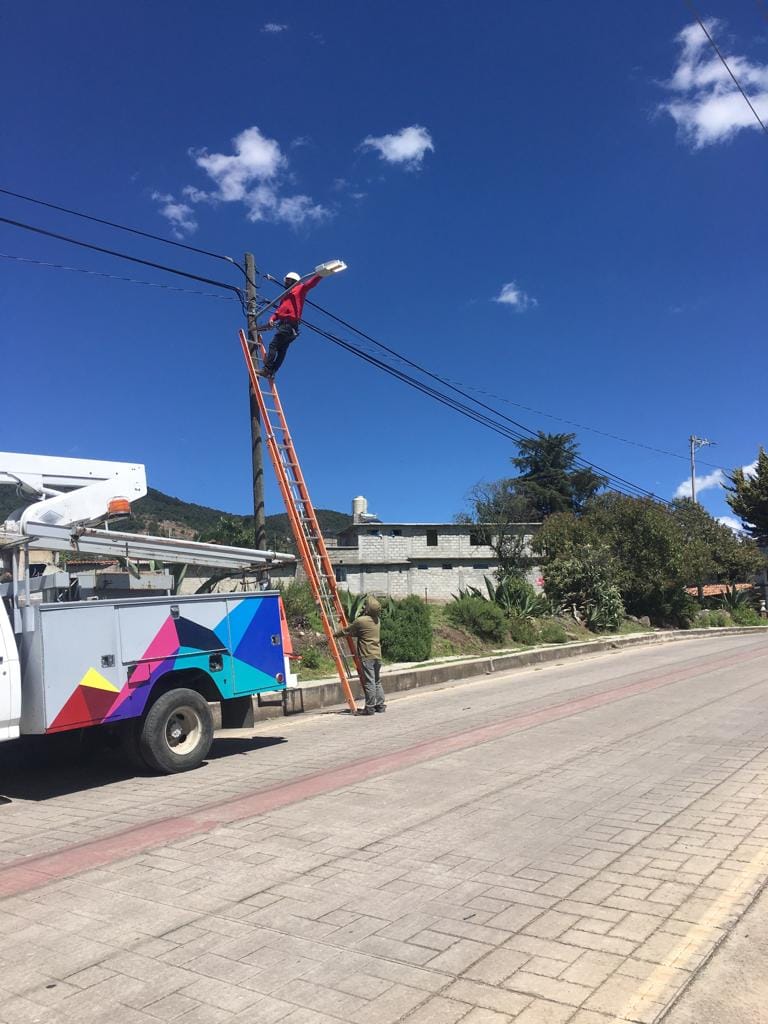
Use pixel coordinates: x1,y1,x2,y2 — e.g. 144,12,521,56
1,642,766,900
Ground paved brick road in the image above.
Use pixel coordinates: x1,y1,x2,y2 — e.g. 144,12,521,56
1,634,767,1023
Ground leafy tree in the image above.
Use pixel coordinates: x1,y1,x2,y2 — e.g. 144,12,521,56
463,433,606,582
512,432,607,518
671,499,764,584
725,448,768,545
535,493,763,627
464,479,535,582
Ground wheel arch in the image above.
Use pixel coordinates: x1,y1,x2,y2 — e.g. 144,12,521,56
145,667,220,710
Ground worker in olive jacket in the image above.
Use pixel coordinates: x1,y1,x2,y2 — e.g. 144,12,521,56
335,596,385,716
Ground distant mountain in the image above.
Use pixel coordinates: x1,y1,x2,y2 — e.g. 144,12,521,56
0,484,351,552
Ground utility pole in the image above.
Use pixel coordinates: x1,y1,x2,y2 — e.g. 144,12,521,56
689,434,715,504
245,253,266,550
689,434,716,604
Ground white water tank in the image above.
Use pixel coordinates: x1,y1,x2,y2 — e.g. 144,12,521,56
352,496,367,523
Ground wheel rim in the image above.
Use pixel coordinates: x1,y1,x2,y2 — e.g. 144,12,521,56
164,705,202,757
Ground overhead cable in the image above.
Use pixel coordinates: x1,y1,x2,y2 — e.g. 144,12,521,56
0,185,238,264
303,317,667,505
0,215,244,299
0,252,240,301
303,296,722,470
685,0,768,138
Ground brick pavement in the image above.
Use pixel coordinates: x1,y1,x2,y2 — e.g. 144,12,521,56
1,634,768,1023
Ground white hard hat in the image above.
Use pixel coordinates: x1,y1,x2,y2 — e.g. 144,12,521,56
284,271,301,284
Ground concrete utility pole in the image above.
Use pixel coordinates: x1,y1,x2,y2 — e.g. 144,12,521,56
244,253,266,549
689,435,716,504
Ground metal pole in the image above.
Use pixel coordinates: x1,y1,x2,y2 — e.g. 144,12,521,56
245,253,266,550
689,435,697,504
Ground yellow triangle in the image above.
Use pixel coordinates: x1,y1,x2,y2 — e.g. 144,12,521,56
79,667,119,693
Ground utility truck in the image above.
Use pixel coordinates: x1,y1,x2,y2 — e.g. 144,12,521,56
0,453,296,773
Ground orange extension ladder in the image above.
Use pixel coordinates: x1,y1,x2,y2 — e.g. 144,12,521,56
239,329,362,714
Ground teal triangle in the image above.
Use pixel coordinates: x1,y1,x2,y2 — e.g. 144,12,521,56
233,656,280,691
217,597,263,650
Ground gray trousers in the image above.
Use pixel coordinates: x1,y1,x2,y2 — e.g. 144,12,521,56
360,659,384,709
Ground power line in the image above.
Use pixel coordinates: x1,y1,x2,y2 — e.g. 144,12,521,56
286,286,667,501
0,252,240,301
685,0,768,138
302,316,667,505
0,214,244,300
0,185,238,265
305,293,721,470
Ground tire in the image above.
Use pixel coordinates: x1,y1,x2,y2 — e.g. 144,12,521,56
138,688,214,774
120,720,152,774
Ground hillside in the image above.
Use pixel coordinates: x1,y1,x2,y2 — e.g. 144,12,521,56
0,484,351,551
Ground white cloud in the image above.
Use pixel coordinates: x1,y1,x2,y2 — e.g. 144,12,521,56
151,192,197,237
177,125,328,228
717,515,745,534
493,281,538,312
659,20,768,147
361,125,434,169
192,126,285,201
262,22,287,33
673,468,725,499
743,459,758,478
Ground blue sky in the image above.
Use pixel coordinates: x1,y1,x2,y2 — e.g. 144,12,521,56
2,1,766,528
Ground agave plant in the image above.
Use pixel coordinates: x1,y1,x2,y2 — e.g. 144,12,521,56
338,590,369,621
484,576,550,617
717,585,756,612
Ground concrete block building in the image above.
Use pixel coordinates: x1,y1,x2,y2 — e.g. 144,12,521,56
322,497,541,601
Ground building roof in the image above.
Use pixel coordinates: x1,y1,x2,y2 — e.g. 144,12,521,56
342,522,540,530
684,582,754,597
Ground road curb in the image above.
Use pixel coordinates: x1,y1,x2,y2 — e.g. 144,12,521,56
251,625,768,721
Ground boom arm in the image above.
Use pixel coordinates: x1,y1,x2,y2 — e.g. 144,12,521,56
0,452,294,568
0,452,146,534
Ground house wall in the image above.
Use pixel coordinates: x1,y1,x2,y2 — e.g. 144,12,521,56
179,524,542,602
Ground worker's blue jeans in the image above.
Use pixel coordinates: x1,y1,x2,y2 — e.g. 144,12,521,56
264,322,299,375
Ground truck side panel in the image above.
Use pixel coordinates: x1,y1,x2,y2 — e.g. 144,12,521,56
20,593,286,734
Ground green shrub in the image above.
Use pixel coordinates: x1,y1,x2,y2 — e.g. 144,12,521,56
445,595,506,643
696,609,732,628
278,580,317,628
381,596,432,661
544,553,625,632
508,615,539,646
537,620,568,644
731,605,761,626
300,647,321,669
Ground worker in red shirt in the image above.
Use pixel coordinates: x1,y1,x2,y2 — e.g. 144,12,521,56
256,271,322,378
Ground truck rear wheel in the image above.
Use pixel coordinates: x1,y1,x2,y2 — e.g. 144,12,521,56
139,688,213,774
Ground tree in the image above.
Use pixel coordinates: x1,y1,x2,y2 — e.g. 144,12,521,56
725,448,768,546
462,433,607,582
464,479,536,582
671,499,765,584
512,433,607,518
534,493,764,627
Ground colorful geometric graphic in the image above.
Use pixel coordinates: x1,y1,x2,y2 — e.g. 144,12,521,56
49,667,120,731
46,595,287,734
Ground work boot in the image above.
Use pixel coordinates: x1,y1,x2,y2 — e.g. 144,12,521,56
356,707,376,716
374,705,386,713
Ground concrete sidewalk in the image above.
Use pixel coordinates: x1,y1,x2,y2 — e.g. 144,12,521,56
283,626,768,718
1,633,768,1024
